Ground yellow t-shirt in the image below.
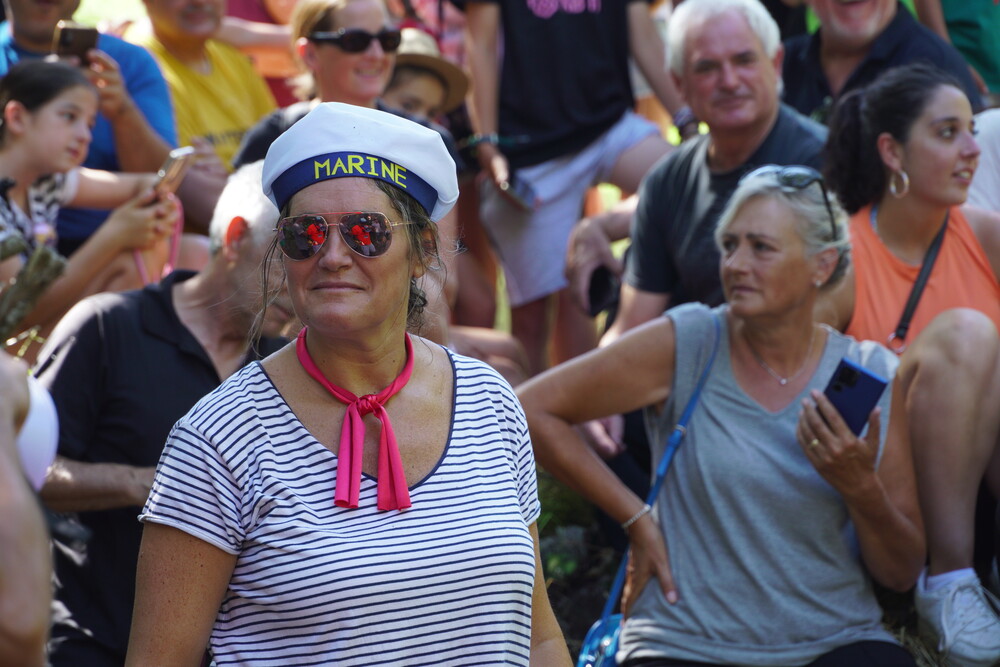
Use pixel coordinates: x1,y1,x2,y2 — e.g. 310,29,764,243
132,35,277,170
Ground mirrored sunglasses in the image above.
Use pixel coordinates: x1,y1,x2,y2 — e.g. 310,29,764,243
741,164,837,241
275,212,410,260
308,28,402,53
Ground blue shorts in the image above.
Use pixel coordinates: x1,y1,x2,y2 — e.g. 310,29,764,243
479,110,659,307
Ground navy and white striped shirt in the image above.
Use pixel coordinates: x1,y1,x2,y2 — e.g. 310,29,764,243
141,351,541,665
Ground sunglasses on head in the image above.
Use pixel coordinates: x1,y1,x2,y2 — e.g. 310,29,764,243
741,164,837,241
275,212,410,260
308,27,402,53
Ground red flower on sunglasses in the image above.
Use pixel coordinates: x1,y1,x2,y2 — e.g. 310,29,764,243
305,222,326,247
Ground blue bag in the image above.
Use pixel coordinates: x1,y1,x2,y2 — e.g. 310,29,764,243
574,313,721,667
578,612,623,667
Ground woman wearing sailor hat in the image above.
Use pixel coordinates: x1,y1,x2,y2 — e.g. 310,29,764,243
126,103,570,666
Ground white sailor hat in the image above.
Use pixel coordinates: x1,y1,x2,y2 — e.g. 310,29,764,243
262,102,458,221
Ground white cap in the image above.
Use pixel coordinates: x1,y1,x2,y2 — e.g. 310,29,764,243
262,102,458,222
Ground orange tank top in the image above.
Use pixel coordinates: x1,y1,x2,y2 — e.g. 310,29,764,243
846,205,1000,350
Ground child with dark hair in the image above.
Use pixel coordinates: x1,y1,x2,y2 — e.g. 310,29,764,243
0,60,176,353
381,27,467,124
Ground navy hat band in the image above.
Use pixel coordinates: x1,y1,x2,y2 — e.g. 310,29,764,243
271,151,437,216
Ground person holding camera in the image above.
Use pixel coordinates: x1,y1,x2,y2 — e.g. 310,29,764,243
0,60,177,360
520,165,923,666
0,0,177,255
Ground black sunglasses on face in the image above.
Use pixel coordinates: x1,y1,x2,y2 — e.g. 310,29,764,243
741,164,837,241
275,212,411,260
308,27,402,53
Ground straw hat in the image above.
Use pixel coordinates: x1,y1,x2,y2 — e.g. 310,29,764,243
394,28,469,114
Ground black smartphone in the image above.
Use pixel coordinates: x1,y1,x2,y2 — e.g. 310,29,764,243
52,20,99,66
154,146,196,196
588,265,620,317
499,174,538,212
822,357,889,436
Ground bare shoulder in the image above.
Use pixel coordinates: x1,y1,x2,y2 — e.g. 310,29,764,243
411,335,457,391
961,205,1000,278
259,344,299,386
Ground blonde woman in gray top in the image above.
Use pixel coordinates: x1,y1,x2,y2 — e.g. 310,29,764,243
520,166,924,666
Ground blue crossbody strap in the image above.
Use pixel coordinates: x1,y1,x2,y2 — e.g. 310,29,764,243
597,311,722,624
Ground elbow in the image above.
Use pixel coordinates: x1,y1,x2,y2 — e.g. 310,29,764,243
877,568,921,594
871,548,926,593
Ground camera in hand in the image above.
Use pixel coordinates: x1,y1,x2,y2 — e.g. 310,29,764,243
52,21,99,66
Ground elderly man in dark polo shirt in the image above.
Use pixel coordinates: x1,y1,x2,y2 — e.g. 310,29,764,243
601,0,827,340
33,161,293,667
782,0,983,124
561,0,826,506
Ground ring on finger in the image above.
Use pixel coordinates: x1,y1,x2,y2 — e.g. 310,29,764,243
808,438,820,449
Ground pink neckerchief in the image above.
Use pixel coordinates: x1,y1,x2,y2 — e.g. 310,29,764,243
295,327,413,510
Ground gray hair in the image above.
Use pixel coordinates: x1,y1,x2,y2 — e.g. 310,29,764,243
208,161,279,254
714,169,852,290
666,0,781,77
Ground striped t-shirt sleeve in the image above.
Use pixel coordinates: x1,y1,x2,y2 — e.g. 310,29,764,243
139,371,266,554
141,419,245,554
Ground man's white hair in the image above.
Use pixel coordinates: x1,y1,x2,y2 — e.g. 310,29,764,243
208,161,278,254
666,0,781,77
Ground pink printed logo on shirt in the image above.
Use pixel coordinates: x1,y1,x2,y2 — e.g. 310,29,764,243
527,0,600,19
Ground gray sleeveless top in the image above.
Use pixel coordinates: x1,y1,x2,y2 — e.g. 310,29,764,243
620,303,900,665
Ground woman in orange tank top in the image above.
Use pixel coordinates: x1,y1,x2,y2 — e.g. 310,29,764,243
819,63,1000,667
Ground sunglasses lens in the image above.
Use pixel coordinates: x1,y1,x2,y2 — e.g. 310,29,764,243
378,29,402,52
337,212,392,257
278,213,396,259
339,30,373,52
779,168,817,189
279,215,328,260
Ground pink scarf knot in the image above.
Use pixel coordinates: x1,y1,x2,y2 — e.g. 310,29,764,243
296,328,413,510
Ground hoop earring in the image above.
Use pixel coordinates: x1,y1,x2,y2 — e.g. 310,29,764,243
889,170,910,198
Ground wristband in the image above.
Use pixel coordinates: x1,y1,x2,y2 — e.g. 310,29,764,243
460,133,500,149
459,133,530,150
621,503,651,531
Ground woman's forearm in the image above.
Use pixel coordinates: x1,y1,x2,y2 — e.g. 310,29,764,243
845,478,925,591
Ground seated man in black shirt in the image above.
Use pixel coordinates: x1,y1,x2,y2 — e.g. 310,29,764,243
782,0,983,124
564,0,826,514
34,161,294,667
562,0,828,527
570,0,827,345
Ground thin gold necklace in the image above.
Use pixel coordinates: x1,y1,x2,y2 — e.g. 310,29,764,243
744,326,816,386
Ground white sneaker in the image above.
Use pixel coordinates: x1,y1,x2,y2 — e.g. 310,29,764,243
915,570,1000,667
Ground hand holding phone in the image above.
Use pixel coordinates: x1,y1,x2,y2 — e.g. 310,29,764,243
587,265,621,317
498,174,538,212
822,358,888,436
154,146,196,197
52,20,99,66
